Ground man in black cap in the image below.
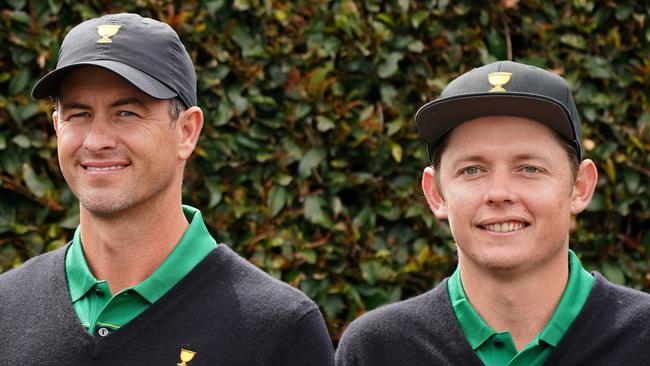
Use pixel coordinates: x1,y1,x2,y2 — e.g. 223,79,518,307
0,13,334,365
336,61,650,365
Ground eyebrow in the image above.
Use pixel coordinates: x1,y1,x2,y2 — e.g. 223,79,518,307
451,153,550,165
110,97,148,110
60,97,149,112
60,102,91,111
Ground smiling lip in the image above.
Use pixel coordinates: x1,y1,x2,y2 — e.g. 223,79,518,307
477,219,530,233
81,162,130,172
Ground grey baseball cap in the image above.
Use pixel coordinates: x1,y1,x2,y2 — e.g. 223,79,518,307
32,13,196,108
415,61,583,161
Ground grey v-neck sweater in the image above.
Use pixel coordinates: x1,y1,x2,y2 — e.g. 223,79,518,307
0,244,335,365
336,273,650,365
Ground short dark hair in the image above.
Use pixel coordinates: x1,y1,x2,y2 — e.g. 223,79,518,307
168,96,186,124
429,126,580,191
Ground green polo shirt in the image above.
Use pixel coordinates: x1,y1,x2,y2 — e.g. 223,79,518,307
448,250,594,366
65,205,217,336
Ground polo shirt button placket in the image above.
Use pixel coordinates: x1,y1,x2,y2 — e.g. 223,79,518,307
493,339,505,349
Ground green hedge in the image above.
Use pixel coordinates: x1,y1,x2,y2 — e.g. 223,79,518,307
1,0,648,340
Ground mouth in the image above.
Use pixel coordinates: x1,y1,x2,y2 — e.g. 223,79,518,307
81,163,130,172
478,221,529,233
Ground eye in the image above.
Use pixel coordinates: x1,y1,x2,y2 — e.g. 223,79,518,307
522,166,540,173
117,110,138,117
66,111,91,121
462,166,481,175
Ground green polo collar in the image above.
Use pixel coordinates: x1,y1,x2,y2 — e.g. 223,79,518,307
66,205,217,304
448,250,594,364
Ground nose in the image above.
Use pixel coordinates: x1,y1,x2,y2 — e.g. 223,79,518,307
484,170,517,205
83,118,117,152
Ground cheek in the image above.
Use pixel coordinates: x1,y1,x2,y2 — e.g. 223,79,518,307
56,127,84,155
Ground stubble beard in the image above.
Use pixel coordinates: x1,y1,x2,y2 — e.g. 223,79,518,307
69,173,174,219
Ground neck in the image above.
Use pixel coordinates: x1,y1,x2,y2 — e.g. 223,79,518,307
459,249,569,351
78,193,189,295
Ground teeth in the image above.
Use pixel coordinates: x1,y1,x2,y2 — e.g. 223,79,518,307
86,165,126,171
484,222,526,233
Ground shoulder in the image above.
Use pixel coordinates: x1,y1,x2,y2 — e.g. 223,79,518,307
588,272,650,320
0,245,68,291
590,272,650,311
336,280,455,362
203,244,322,319
547,273,650,364
336,279,479,366
186,245,334,365
0,245,68,321
341,279,450,339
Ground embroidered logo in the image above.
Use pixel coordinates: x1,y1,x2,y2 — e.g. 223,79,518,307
487,72,512,92
177,348,196,366
97,24,121,43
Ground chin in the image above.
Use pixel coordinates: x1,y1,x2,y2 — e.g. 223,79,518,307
80,199,131,217
460,246,537,272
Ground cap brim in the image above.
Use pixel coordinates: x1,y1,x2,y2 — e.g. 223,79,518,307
415,93,577,147
32,60,177,100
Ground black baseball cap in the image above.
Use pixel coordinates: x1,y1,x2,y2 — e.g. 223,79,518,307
415,61,583,161
32,13,196,108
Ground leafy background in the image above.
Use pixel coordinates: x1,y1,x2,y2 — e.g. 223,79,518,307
1,0,648,341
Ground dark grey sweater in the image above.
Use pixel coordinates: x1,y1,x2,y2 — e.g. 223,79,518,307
336,274,650,365
0,244,335,366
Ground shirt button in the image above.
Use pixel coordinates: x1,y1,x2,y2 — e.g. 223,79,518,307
493,339,505,348
98,327,110,337
95,288,105,297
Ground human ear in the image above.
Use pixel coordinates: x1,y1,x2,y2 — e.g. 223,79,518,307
570,159,598,214
176,106,204,161
422,167,448,219
52,111,60,136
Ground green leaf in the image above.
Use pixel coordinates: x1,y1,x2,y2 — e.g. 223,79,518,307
486,29,506,59
560,34,587,50
585,57,612,79
206,0,226,17
22,163,49,198
9,10,30,24
12,134,30,148
360,260,394,285
390,141,402,163
316,116,335,132
8,0,27,10
411,10,429,28
47,0,63,14
623,169,640,193
227,85,248,113
267,186,286,217
9,69,30,95
377,52,404,79
602,262,626,285
206,180,223,208
304,195,330,226
323,295,344,320
298,147,326,178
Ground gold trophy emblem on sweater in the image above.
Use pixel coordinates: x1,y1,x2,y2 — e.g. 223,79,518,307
177,348,196,365
97,24,121,43
488,72,512,92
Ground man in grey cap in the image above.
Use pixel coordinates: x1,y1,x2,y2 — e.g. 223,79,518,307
0,13,334,365
336,61,650,365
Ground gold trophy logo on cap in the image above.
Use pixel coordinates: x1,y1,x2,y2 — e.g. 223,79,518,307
97,24,121,43
177,348,196,365
488,72,512,92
